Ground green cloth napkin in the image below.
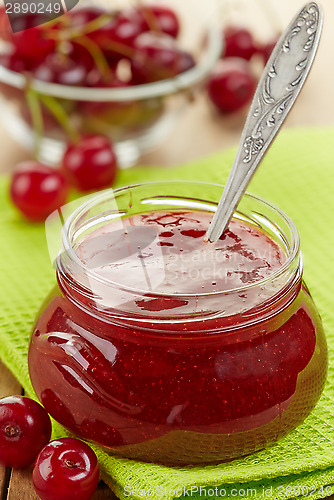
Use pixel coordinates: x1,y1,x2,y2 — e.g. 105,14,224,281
1,127,334,500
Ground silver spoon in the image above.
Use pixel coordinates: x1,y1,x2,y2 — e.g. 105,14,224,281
206,2,323,242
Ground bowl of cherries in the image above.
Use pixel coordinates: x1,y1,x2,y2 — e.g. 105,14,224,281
0,1,222,168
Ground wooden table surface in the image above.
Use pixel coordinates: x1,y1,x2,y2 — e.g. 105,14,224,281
1,0,334,498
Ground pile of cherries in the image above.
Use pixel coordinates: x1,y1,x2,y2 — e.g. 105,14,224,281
207,26,279,113
0,3,192,85
0,3,198,222
0,395,99,500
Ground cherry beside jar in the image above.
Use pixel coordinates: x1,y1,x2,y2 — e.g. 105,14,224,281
28,182,327,465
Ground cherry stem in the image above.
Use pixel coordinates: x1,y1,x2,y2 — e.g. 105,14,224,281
84,116,114,136
101,40,135,59
70,13,114,37
75,35,112,82
38,94,80,144
44,13,135,60
137,6,162,34
26,87,44,160
43,15,67,29
46,13,114,41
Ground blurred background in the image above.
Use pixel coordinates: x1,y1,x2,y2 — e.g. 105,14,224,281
0,0,333,174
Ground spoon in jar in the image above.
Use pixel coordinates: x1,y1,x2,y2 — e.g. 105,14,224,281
206,2,323,242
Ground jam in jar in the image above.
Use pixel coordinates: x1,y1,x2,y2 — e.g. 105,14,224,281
28,182,327,465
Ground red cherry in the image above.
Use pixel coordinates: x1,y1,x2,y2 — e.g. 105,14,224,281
0,51,29,73
207,58,257,114
10,162,69,222
62,135,118,192
9,15,56,67
33,44,93,85
103,9,145,47
34,55,87,86
223,26,257,61
32,438,99,500
69,7,143,63
94,10,145,63
130,32,195,84
0,396,51,469
131,5,180,38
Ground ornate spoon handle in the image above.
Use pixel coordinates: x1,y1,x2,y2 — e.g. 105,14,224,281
206,2,323,242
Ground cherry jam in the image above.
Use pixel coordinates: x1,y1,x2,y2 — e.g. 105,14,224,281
28,183,327,465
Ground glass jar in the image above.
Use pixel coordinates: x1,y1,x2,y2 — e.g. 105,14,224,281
28,182,327,465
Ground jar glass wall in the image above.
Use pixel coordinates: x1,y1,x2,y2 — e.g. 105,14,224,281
28,182,327,465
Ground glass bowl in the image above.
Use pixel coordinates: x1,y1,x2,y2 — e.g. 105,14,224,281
28,181,328,465
0,3,222,168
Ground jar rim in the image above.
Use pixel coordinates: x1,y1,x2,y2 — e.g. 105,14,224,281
58,181,301,300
